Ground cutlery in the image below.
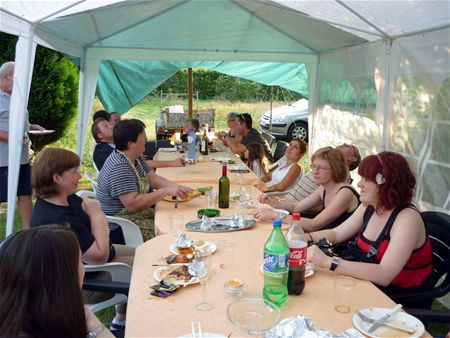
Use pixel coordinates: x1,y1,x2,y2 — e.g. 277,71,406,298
198,322,203,338
356,310,416,334
191,322,196,338
367,304,403,333
175,197,179,208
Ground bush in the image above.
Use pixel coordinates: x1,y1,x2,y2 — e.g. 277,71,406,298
0,32,79,153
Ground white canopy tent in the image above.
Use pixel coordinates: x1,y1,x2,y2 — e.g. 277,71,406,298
1,0,449,236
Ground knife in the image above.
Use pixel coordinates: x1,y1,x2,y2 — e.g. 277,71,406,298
367,304,403,333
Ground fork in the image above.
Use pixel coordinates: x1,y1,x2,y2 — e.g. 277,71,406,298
355,311,416,334
190,322,204,338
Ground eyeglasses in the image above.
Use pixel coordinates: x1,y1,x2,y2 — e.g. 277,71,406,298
310,165,331,172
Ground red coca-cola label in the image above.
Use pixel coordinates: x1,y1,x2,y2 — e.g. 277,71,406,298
289,247,307,267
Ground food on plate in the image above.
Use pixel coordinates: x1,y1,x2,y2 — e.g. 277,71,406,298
160,265,193,284
165,190,202,202
374,326,416,338
197,186,213,194
165,254,194,264
175,233,195,254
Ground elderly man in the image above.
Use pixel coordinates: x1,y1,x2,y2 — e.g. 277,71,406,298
224,113,273,162
0,61,45,228
91,117,184,171
284,143,361,204
96,119,192,240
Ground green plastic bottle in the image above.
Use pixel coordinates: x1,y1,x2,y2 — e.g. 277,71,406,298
263,219,289,306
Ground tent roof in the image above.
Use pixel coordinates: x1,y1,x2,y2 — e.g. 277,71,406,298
2,1,448,63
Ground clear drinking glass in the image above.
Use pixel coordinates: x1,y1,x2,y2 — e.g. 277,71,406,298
169,214,184,238
194,253,214,311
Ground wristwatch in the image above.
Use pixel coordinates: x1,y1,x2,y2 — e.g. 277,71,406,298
87,325,104,338
329,256,339,271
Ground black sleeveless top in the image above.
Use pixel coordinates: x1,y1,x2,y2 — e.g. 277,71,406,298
322,186,360,229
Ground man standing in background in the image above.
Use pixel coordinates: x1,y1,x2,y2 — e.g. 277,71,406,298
0,61,45,229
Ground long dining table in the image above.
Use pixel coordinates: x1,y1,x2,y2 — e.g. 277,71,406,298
125,231,431,337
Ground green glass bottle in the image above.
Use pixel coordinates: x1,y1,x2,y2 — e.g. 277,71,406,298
218,162,230,208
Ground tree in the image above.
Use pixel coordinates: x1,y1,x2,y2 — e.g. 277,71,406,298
0,32,79,153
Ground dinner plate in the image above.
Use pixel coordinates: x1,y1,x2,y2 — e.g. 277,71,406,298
163,191,202,202
153,264,198,286
28,129,55,135
352,307,424,338
274,209,289,219
159,147,177,152
259,264,315,278
178,333,226,338
185,217,256,232
170,241,217,255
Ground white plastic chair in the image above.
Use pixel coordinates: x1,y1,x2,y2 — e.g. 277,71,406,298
107,216,144,248
84,262,132,314
76,189,96,199
84,171,99,193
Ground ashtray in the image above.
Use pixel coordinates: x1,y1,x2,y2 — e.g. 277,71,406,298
224,278,246,297
197,208,220,218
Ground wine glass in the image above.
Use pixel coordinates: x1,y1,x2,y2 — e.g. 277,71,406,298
193,253,214,311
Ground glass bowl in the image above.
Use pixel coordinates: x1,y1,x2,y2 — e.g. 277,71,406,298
227,297,281,335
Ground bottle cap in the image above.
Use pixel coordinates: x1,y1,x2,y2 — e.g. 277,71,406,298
292,213,301,220
273,219,282,227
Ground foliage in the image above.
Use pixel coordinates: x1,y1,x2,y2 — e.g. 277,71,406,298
0,32,79,153
155,69,302,102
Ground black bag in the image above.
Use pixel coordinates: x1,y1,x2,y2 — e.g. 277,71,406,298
315,238,376,263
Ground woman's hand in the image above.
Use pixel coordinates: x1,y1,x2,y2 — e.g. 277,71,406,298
82,198,103,217
252,208,278,221
170,158,185,167
307,245,333,269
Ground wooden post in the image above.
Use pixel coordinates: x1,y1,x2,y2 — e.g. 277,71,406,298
188,68,193,118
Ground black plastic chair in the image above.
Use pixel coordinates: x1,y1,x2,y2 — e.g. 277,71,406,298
272,140,289,162
262,131,276,148
392,211,450,323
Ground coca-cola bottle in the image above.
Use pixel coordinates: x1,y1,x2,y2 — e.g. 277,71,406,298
286,213,307,295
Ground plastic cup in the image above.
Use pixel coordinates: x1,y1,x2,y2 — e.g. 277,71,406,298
218,239,236,270
169,214,184,237
334,276,356,313
205,190,218,209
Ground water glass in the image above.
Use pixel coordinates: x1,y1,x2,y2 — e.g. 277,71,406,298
194,253,214,311
169,214,184,237
218,239,236,270
205,190,217,209
334,276,356,313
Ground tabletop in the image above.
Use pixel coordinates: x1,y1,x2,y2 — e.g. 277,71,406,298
125,232,430,337
154,148,260,185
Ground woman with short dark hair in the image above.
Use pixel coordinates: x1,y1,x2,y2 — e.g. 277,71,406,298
0,225,114,338
306,152,433,306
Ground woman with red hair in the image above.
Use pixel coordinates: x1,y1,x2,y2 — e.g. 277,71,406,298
306,151,434,306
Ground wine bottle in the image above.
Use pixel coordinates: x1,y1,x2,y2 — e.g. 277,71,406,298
201,126,209,155
218,162,230,208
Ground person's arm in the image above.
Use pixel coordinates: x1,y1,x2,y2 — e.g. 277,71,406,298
85,307,115,337
308,207,424,286
146,158,185,168
264,164,301,192
81,199,110,265
118,184,190,213
225,135,246,154
30,124,45,131
298,187,358,232
0,130,8,141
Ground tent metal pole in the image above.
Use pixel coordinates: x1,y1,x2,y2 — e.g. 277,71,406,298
269,86,273,132
380,40,393,151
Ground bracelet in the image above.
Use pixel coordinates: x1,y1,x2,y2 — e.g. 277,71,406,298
87,325,104,338
330,256,339,271
307,233,313,242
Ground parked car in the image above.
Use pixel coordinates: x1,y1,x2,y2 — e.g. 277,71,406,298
259,99,309,141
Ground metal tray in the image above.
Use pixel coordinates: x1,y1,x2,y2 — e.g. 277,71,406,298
185,217,256,232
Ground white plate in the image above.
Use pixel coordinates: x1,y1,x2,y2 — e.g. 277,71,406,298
153,264,198,286
211,157,231,162
178,333,226,338
28,129,55,135
352,307,424,338
274,209,289,219
159,147,177,152
259,264,315,278
170,241,217,255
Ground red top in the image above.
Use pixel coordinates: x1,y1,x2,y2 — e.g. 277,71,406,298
356,205,433,289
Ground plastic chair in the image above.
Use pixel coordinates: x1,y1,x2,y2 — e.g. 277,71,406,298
272,140,289,162
84,170,99,193
83,262,132,314
76,189,96,199
107,216,143,248
262,131,276,148
392,211,450,323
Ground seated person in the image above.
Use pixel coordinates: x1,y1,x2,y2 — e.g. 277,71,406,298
216,112,242,144
224,113,273,162
244,142,269,178
180,118,200,143
257,139,307,193
254,147,360,231
0,225,114,338
285,143,361,207
306,152,433,307
109,112,121,125
30,148,135,330
92,117,184,170
96,119,192,240
93,109,110,121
